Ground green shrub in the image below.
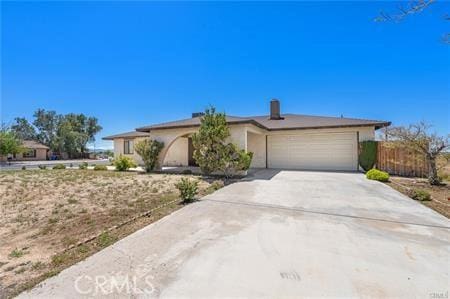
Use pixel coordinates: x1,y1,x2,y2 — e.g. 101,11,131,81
113,155,136,171
21,166,26,170
134,139,164,172
175,178,199,203
220,143,253,177
38,165,47,170
238,151,253,171
366,169,389,182
93,165,108,171
359,140,378,171
409,189,431,201
79,162,88,170
52,164,66,170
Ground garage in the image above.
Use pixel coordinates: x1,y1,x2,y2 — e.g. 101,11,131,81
267,132,358,171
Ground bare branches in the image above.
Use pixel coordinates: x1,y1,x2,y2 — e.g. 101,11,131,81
386,121,448,158
386,122,449,184
375,0,449,45
443,14,450,44
375,0,436,22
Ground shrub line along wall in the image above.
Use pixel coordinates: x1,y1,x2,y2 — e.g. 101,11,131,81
376,141,429,178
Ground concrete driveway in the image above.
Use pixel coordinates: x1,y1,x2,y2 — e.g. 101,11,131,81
19,170,449,298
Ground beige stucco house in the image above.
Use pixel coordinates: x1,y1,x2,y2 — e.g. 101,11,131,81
103,100,390,171
0,140,49,162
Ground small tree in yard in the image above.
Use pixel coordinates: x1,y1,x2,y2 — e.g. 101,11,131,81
192,107,230,175
192,107,253,176
0,127,24,157
387,122,449,185
135,139,164,172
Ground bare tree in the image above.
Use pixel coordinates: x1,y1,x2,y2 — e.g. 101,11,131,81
375,0,435,22
443,14,450,44
386,122,449,185
375,0,449,44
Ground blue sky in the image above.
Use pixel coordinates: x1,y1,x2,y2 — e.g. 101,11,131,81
1,1,449,149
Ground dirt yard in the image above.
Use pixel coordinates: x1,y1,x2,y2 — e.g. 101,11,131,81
0,169,221,298
386,176,450,218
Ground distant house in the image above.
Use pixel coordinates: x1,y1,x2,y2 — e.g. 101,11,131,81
1,140,50,162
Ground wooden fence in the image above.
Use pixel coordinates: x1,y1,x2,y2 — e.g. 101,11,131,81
376,142,429,178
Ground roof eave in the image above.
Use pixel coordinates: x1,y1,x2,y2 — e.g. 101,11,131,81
102,133,151,140
135,120,268,132
374,121,391,130
267,122,391,131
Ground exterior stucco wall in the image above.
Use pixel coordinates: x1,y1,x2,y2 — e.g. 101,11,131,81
356,126,375,141
267,126,375,140
247,132,266,168
163,137,188,166
113,138,146,165
228,125,248,150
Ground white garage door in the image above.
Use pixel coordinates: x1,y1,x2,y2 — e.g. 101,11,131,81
267,132,358,171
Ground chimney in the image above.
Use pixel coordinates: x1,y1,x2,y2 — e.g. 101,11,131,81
192,112,205,118
270,99,282,120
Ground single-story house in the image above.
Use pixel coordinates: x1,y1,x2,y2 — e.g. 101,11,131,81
103,100,390,171
1,140,50,162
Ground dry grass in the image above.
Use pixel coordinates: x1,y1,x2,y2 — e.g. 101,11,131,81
0,169,219,298
386,177,450,218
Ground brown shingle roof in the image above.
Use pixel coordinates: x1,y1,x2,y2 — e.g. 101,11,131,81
249,114,390,130
23,140,50,149
135,114,390,132
102,131,151,140
135,115,265,131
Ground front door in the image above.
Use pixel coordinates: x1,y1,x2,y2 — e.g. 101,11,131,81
188,138,197,166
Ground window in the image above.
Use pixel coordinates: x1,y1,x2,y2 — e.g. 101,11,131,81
124,140,134,154
23,149,36,158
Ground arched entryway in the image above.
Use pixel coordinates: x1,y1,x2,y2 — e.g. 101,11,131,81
162,133,196,167
151,128,198,169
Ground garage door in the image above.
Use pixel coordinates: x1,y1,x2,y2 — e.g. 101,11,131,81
267,132,358,171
